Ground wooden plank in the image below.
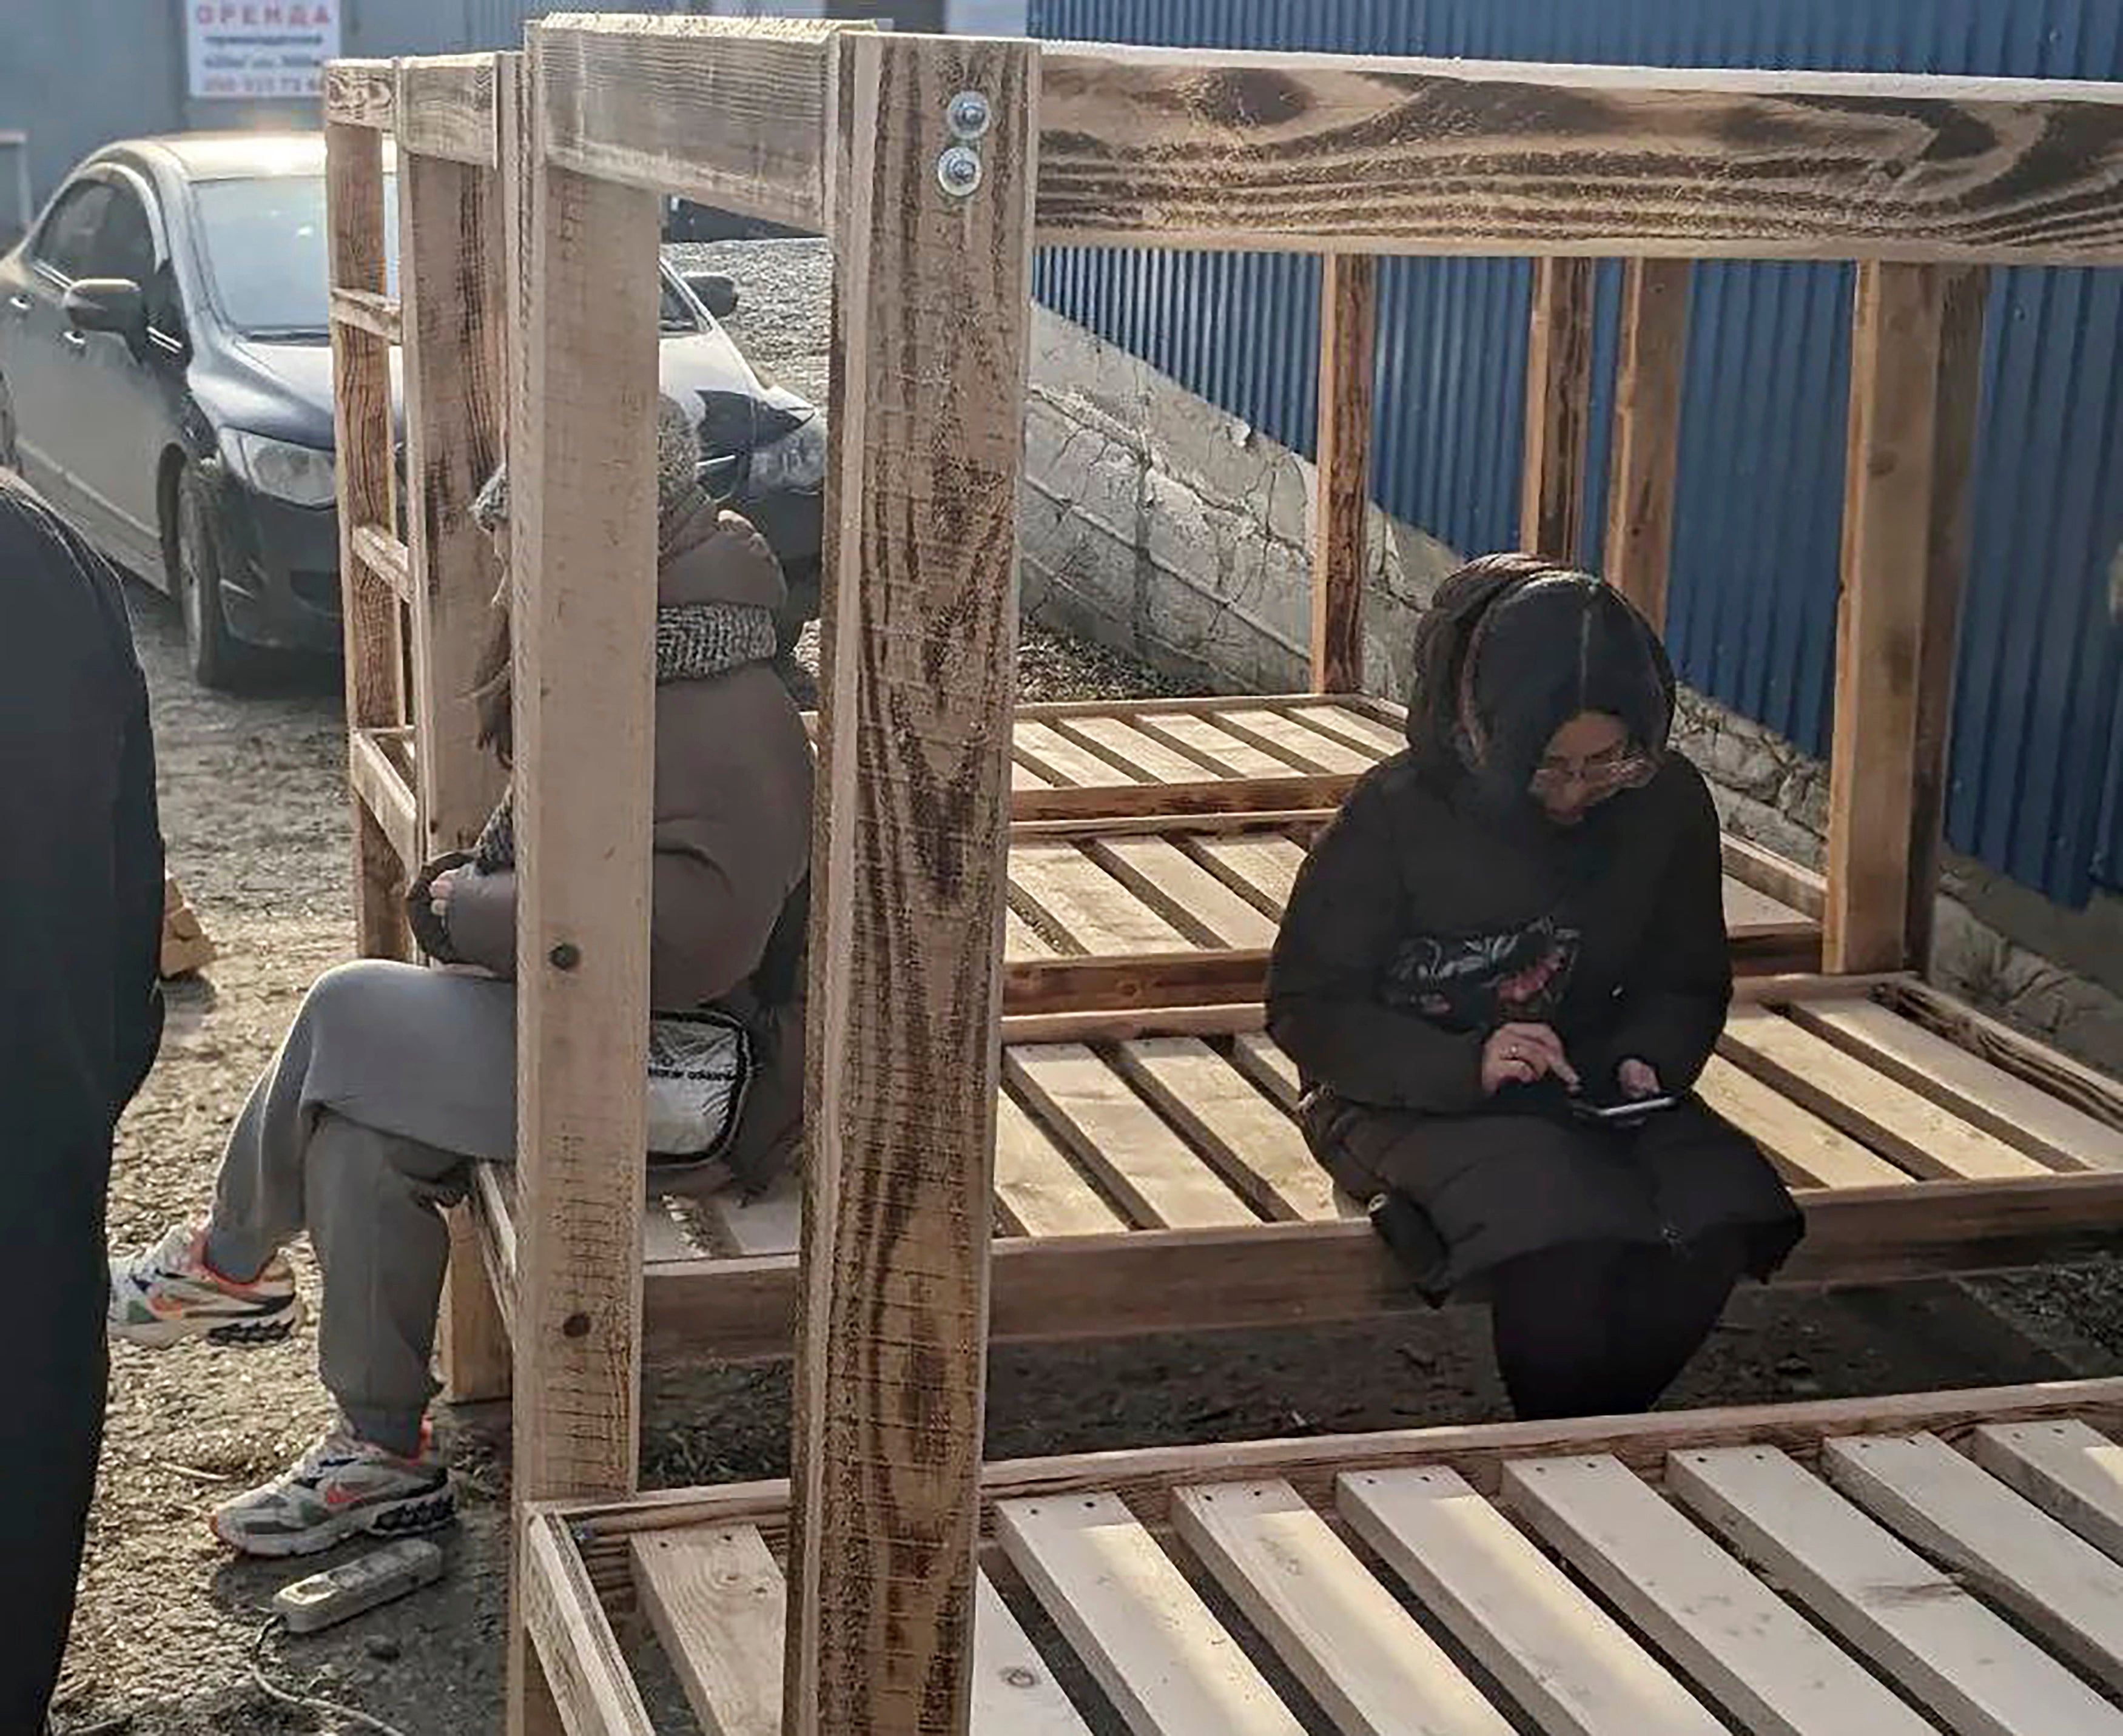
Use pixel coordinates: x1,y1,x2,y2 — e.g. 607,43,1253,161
1012,772,1358,824
1506,1452,1934,1736
971,1572,1099,1735
1723,835,1829,923
522,1513,657,1736
1788,998,2123,1174
323,58,396,129
1006,905,1058,961
1601,258,1691,628
1340,1465,1724,1736
1825,262,1988,974
1032,46,2123,264
1719,1006,2045,1181
1013,810,1331,842
1694,1054,1914,1191
1005,1045,1255,1229
1826,1432,2123,1689
1670,1444,2123,1736
534,15,854,229
1721,876,1815,934
399,53,500,168
1017,718,1150,787
1012,754,1056,792
329,286,402,343
1051,715,1223,784
1231,1032,1301,1112
1521,257,1597,563
351,523,413,602
1880,981,2123,1132
1973,1421,2123,1568
1311,252,1375,693
1009,841,1194,954
1086,836,1282,949
326,119,408,963
782,33,1035,1736
698,1171,802,1261
634,1524,784,1736
995,1090,1127,1238
1004,949,1271,1016
1217,707,1377,775
1001,1004,1267,1046
1288,703,1404,759
1173,1478,1512,1736
641,1201,697,1266
1185,834,1307,917
348,727,420,871
1133,712,1300,778
997,1490,1306,1735
1112,1038,1342,1222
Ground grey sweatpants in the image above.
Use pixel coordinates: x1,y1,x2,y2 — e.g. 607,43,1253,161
206,960,517,1455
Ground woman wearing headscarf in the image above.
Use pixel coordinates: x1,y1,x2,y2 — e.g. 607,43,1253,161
1267,554,1802,1419
106,398,813,1554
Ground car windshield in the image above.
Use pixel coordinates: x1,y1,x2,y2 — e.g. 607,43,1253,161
193,172,701,342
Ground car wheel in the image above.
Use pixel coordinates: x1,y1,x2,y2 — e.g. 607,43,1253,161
173,465,249,689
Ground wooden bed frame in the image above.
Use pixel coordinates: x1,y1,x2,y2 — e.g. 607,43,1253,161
322,21,2123,1729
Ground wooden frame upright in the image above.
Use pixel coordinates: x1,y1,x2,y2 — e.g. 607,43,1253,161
325,25,2123,1731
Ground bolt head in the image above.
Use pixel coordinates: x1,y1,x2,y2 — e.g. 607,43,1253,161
947,89,992,140
937,145,983,197
548,941,580,971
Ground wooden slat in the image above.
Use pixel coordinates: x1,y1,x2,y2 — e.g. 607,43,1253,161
329,286,402,342
351,522,412,603
1288,704,1403,759
782,32,1034,1734
1826,1432,2123,1689
1787,998,2123,1174
323,58,395,129
971,1573,1099,1735
1311,252,1375,693
398,53,500,167
1974,1421,2123,1567
997,1490,1305,1735
1231,1032,1301,1112
522,1513,657,1736
1825,261,1988,972
641,1200,698,1266
1601,258,1691,628
698,1171,802,1260
326,118,407,962
1721,876,1812,935
1341,1465,1724,1736
1004,948,1270,1016
1173,1479,1512,1736
349,727,420,872
1011,772,1359,824
1086,836,1282,948
1694,1054,1914,1191
1720,1006,2045,1180
1184,834,1307,917
1050,715,1222,784
1017,718,1151,786
1112,1038,1342,1222
994,1091,1126,1237
1012,753,1055,792
1001,1004,1267,1046
1006,1045,1254,1228
1506,1452,1935,1736
1670,1444,2123,1736
1132,712,1299,778
1880,981,2123,1132
1010,841,1193,954
1723,835,1829,923
534,15,855,228
1032,47,2123,264
1521,256,1597,562
1217,707,1377,774
1006,906,1058,961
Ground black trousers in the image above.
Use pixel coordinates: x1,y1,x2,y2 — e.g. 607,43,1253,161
0,1177,110,1731
1488,1231,1747,1420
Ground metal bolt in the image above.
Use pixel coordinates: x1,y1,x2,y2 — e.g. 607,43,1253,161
562,1311,591,1339
1001,1666,1039,1689
946,89,992,140
937,145,984,198
549,941,580,971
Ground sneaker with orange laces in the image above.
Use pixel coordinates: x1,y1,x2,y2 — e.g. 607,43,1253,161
107,1223,303,1348
211,1423,454,1557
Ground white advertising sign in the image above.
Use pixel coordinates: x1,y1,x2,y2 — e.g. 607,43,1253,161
186,1,342,101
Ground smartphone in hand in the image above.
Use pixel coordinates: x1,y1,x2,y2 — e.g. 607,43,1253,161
1567,1093,1680,1126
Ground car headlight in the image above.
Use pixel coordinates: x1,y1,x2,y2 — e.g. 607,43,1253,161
224,431,337,508
747,415,826,495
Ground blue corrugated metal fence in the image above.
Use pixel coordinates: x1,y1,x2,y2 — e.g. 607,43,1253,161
1028,0,2123,908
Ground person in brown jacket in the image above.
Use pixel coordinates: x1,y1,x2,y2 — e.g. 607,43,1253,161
1267,554,1802,1420
105,399,813,1554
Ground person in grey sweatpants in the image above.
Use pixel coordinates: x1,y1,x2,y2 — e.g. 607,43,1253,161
107,399,815,1558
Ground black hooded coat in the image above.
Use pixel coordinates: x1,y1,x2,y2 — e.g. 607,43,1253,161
1265,561,1802,1299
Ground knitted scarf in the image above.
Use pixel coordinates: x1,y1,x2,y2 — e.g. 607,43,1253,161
470,599,776,874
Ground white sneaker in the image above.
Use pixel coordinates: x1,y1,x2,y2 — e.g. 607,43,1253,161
107,1222,303,1348
211,1424,454,1558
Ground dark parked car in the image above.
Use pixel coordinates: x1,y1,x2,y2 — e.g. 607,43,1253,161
0,133,824,687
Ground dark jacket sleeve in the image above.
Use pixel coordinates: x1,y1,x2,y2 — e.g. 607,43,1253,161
1267,778,1487,1115
110,654,165,1109
1584,764,1732,1090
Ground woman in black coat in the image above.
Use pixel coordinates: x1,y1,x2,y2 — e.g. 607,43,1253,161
1267,554,1802,1419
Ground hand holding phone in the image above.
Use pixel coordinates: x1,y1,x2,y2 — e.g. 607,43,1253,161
1569,1092,1680,1125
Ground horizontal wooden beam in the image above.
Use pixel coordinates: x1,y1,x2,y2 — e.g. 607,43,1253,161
1723,835,1827,921
523,1513,657,1735
329,286,402,343
1011,808,1333,841
324,59,397,131
350,522,412,602
398,54,500,169
533,15,867,229
348,727,419,870
1000,1003,1267,1045
1034,45,2123,264
1012,773,1358,823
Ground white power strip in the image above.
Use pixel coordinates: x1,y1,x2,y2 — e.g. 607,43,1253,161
271,1538,446,1635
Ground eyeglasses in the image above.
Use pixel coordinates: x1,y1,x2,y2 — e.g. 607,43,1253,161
1528,746,1656,801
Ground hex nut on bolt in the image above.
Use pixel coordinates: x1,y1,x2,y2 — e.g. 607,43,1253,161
946,90,992,140
937,145,983,197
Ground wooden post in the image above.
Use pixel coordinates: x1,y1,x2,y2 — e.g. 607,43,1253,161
1602,257,1691,628
1310,253,1374,693
1825,261,1988,975
325,117,409,959
397,66,515,1408
782,30,1035,1736
1518,255,1596,562
502,45,662,1736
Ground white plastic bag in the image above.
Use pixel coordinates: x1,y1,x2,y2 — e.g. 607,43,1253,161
645,1009,753,1159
